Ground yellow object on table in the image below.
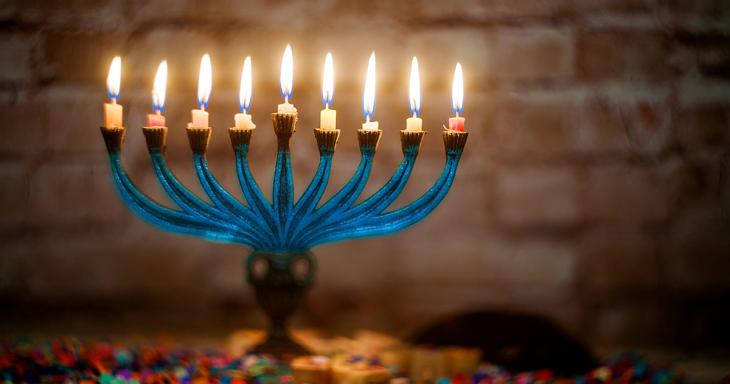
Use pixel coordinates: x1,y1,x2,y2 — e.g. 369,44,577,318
332,355,391,384
292,355,331,384
409,347,448,383
446,347,482,376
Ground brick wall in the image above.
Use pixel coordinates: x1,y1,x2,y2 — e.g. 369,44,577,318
1,0,729,347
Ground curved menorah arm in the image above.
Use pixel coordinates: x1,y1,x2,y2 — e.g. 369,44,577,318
230,127,279,247
340,130,425,218
100,127,262,248
289,129,381,246
294,130,424,248
184,128,259,218
284,129,339,245
187,127,278,250
306,131,468,248
271,113,297,244
142,127,258,233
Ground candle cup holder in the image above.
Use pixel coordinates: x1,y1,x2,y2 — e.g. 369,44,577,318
100,114,467,356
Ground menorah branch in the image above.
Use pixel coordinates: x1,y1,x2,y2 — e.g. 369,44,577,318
284,129,339,246
304,131,467,248
294,130,424,247
289,129,381,245
100,126,262,248
272,113,297,248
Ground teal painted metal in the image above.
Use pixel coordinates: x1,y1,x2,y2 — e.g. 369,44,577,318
102,128,465,253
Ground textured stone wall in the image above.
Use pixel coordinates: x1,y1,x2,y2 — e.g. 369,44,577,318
1,0,729,347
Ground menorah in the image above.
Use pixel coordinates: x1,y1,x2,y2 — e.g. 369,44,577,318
98,48,468,355
100,117,466,353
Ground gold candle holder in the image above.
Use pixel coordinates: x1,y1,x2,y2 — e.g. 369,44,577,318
357,129,383,153
100,126,126,152
443,130,468,153
187,127,212,154
400,130,426,154
314,128,341,154
142,126,168,152
272,113,297,151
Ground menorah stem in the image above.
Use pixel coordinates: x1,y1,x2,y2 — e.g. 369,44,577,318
246,251,314,356
272,113,297,247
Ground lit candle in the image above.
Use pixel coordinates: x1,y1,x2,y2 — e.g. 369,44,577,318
319,52,336,130
448,63,465,132
277,44,297,115
234,56,256,129
103,56,123,128
189,54,212,128
406,56,422,132
361,52,378,131
146,60,167,127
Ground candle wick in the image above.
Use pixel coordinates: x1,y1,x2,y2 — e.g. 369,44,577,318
412,112,417,119
284,96,289,104
366,115,370,123
111,98,117,105
455,111,460,118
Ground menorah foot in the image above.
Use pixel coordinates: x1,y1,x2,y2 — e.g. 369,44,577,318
246,251,315,357
249,325,310,357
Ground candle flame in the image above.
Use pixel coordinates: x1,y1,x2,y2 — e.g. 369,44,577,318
106,56,121,101
240,56,252,113
452,62,463,115
197,53,212,109
409,56,421,117
322,52,334,107
152,60,167,113
363,52,376,120
280,44,293,100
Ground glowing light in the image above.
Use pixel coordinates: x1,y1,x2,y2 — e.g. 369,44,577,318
197,54,212,109
363,52,376,120
409,56,421,117
152,60,167,113
106,56,121,100
322,52,334,107
280,44,293,100
452,62,463,115
240,56,252,113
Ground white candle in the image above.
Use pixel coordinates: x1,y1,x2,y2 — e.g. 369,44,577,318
405,56,422,132
361,52,378,131
146,60,167,127
192,109,209,128
234,56,256,129
234,113,254,129
448,62,465,132
277,44,297,115
319,52,336,130
103,56,123,128
189,54,212,128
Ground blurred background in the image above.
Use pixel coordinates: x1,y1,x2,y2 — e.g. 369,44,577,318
0,0,729,355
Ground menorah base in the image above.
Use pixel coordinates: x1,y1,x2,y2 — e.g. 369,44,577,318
246,251,315,357
248,328,310,357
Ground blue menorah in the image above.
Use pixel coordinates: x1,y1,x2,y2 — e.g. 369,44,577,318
100,113,467,355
